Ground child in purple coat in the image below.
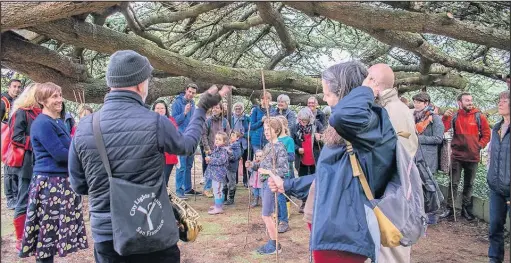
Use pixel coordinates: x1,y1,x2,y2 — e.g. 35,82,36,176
204,131,231,215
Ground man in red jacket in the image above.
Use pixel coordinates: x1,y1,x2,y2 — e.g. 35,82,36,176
439,92,491,221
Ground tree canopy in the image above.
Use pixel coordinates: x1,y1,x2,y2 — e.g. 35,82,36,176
1,2,509,107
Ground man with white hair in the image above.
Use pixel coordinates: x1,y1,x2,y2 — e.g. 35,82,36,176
276,94,297,137
231,102,250,186
307,96,326,127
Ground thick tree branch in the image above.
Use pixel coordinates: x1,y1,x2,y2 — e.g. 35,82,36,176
141,2,229,28
286,2,506,80
256,3,297,69
28,18,321,94
286,2,510,50
121,3,166,49
368,29,506,80
1,2,120,32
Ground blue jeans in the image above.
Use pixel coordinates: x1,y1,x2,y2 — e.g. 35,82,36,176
488,190,509,262
204,178,212,191
175,155,194,196
252,188,260,197
278,192,288,223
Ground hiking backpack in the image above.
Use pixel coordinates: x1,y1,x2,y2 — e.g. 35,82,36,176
451,111,482,138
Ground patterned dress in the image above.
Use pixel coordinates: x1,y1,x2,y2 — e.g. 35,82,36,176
19,175,88,259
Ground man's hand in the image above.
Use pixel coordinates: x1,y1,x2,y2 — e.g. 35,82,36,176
444,109,454,117
184,103,192,115
197,85,232,111
298,148,304,154
314,133,322,141
205,156,211,164
268,177,284,193
245,160,252,168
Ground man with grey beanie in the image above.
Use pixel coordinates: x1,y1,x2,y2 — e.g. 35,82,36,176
69,50,230,262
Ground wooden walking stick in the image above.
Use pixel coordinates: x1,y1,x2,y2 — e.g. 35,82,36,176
244,122,252,248
260,69,280,262
446,130,457,222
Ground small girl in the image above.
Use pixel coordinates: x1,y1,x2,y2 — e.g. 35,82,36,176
249,150,264,207
204,131,231,215
246,117,288,255
275,116,295,233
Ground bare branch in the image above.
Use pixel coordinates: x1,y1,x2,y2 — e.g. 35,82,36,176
121,3,167,49
1,2,120,32
287,2,510,50
141,2,229,28
256,3,297,69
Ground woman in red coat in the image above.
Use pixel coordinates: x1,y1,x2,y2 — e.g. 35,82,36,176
152,100,179,186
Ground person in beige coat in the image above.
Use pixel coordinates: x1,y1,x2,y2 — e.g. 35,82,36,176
369,63,419,263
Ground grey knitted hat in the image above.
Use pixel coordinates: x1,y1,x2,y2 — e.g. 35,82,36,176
106,50,153,88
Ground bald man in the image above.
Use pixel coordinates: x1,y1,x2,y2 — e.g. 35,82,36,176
364,63,418,263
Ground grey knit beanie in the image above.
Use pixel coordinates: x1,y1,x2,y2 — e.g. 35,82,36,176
106,50,153,88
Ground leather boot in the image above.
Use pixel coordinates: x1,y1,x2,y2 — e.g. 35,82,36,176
13,214,26,251
439,207,453,219
462,206,475,221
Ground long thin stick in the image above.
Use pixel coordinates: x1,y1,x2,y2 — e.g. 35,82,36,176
244,122,252,248
448,142,456,222
194,152,197,202
261,69,279,262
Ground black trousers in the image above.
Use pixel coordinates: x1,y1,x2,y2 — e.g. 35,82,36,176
3,165,18,201
446,159,478,209
298,164,316,202
94,241,180,263
14,176,31,218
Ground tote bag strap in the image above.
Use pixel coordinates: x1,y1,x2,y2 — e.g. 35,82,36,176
92,111,112,179
346,141,374,201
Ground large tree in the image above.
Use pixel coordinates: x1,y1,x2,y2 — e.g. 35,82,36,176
1,1,509,105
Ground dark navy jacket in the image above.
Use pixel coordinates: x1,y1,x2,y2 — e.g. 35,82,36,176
487,120,510,197
69,90,205,242
283,86,397,260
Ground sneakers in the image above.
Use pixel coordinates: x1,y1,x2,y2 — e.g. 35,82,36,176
257,240,282,255
278,221,290,233
208,206,224,215
203,190,214,198
185,189,202,196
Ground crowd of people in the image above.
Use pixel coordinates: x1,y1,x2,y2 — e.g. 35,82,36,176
1,50,509,263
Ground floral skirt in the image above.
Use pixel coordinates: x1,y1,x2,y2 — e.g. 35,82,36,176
19,175,88,259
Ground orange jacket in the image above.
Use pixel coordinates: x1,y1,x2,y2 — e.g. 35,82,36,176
442,108,491,162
